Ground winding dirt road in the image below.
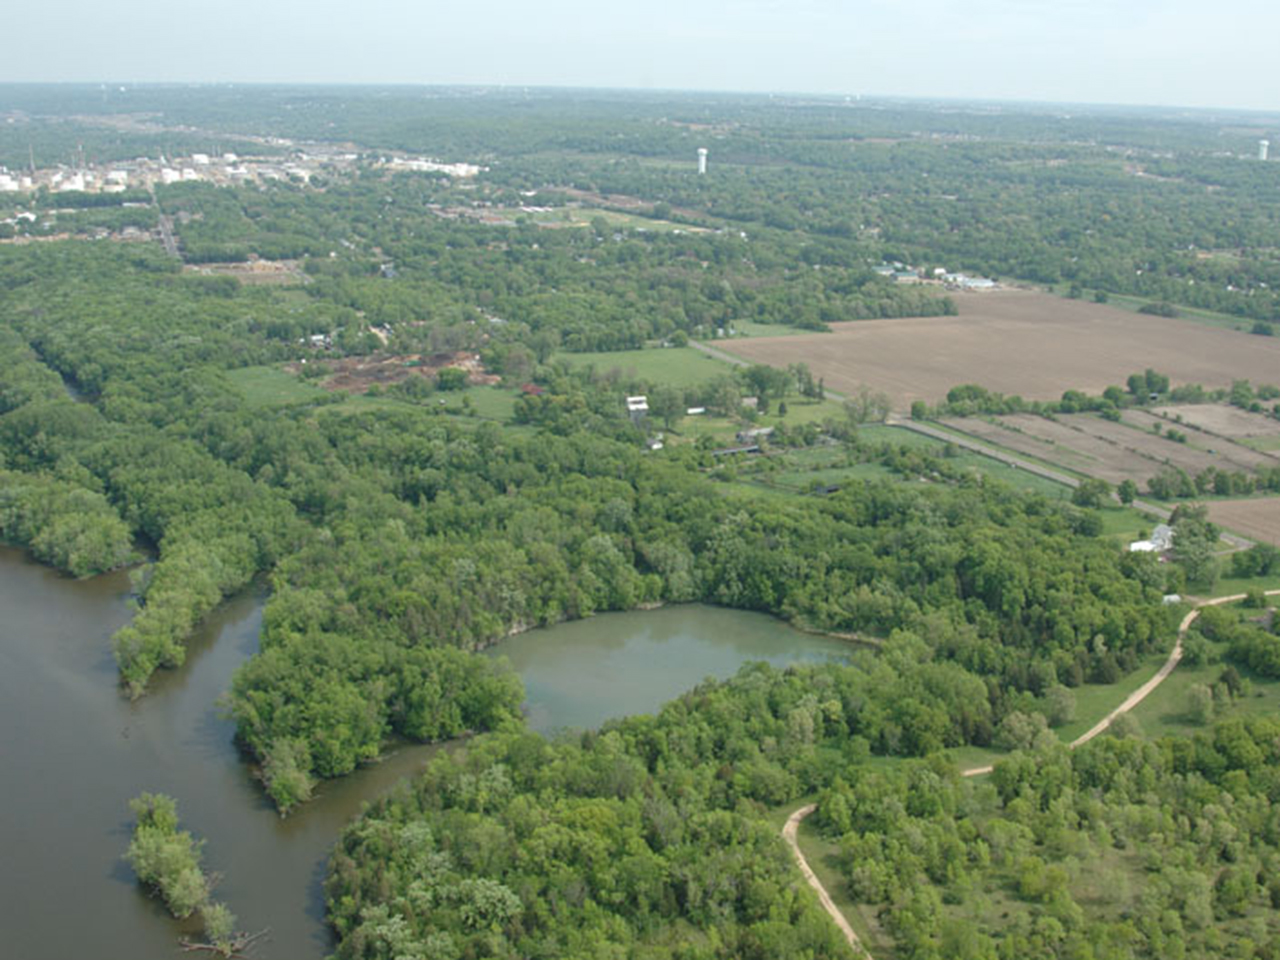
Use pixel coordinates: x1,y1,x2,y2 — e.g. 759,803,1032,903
783,588,1280,951
783,804,870,957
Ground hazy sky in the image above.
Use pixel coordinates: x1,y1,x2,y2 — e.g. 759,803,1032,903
6,0,1277,111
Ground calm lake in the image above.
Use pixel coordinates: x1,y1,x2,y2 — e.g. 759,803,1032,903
0,547,850,959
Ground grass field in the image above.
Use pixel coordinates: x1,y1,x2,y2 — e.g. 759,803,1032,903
558,346,734,390
1089,289,1257,333
227,364,327,406
1096,505,1160,543
1131,601,1280,738
227,364,519,422
731,319,820,338
720,289,1280,410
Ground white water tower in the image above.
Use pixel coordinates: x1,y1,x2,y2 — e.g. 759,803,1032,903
1260,140,1271,162
697,147,708,175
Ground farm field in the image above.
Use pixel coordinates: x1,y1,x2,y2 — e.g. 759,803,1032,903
1152,403,1280,439
718,289,1280,409
1207,498,1280,546
939,412,1278,488
1117,408,1280,472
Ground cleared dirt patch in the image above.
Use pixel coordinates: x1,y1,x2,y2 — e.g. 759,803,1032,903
1152,404,1280,439
1206,498,1280,545
289,352,500,393
941,412,1279,488
720,289,1280,409
183,258,306,285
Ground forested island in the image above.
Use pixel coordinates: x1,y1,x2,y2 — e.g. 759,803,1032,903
3,86,1280,959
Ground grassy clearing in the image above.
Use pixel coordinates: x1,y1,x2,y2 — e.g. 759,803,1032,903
1052,651,1171,743
764,462,897,492
321,385,519,422
1042,282,1250,334
227,364,327,407
663,400,844,448
559,347,733,390
731,319,820,338
1089,289,1255,334
1132,600,1280,738
452,385,519,420
947,451,1072,497
1097,505,1160,542
1242,435,1280,452
1214,571,1280,596
770,398,846,426
945,641,1179,774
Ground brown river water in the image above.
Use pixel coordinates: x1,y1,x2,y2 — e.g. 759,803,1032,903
0,547,850,959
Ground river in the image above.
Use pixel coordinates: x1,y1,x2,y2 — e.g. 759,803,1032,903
0,547,850,959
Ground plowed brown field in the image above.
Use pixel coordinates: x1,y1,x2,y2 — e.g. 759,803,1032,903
720,290,1280,409
1206,498,1280,545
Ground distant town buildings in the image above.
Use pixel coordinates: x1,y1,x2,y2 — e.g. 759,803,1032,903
383,157,485,178
0,146,486,203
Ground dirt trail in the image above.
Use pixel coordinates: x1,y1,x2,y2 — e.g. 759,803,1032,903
783,804,870,958
785,588,1279,952
960,588,1280,777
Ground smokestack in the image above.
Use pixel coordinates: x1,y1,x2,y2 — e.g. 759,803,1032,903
697,147,708,175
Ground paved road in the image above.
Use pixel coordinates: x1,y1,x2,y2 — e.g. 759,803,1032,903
689,338,750,368
156,214,180,259
783,805,869,958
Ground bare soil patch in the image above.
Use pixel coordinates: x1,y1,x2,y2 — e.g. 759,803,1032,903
290,352,499,394
719,289,1280,409
183,258,307,285
1206,498,1280,545
1152,403,1280,439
